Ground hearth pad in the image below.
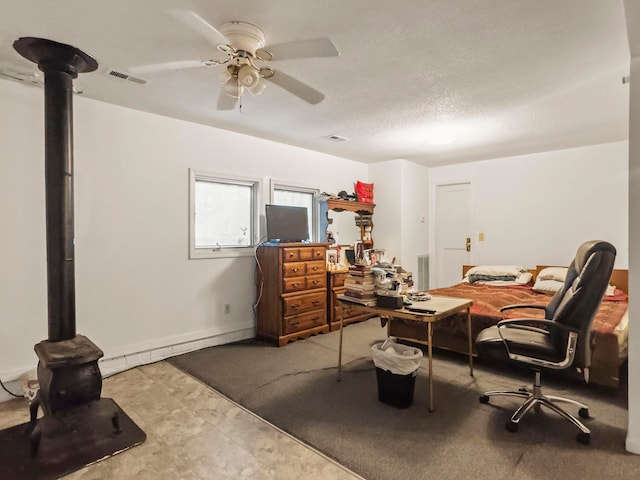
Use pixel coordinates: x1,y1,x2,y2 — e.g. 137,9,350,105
0,397,146,480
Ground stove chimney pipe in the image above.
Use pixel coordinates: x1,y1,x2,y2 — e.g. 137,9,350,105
13,37,98,342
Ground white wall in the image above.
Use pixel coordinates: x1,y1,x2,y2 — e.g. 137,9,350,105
428,141,629,286
369,160,429,278
0,79,368,391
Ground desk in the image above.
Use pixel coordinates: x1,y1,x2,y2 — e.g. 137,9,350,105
337,295,474,412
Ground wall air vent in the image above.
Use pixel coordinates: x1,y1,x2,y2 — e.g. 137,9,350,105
417,254,430,291
106,68,148,85
324,134,350,142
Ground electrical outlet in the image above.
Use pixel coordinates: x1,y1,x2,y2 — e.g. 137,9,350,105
224,304,231,314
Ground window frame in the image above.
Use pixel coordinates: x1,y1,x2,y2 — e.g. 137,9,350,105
269,179,320,242
189,168,261,259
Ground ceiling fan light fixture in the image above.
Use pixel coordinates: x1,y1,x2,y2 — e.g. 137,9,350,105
248,81,267,96
238,64,259,87
223,77,243,98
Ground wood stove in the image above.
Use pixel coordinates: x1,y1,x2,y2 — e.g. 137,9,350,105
0,37,145,480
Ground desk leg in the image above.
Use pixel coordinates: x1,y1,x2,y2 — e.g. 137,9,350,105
428,322,434,412
467,307,474,377
337,303,344,382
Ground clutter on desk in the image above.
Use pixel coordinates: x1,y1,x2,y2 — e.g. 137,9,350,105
341,263,376,306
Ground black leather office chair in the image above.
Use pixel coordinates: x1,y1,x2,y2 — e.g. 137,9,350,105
475,240,616,444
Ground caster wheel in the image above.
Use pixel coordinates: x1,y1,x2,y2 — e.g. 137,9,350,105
505,420,518,433
577,432,590,445
579,407,590,419
479,395,490,404
518,387,528,393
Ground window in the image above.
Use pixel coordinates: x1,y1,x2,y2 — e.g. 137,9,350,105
271,182,319,242
189,169,260,259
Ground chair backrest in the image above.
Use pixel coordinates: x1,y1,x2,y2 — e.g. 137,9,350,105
544,240,616,368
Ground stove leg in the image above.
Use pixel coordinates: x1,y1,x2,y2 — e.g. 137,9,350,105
111,411,122,434
29,424,42,457
29,394,40,428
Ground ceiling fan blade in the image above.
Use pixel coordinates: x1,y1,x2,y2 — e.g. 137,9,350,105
258,38,339,61
265,70,325,104
129,60,204,75
168,9,227,46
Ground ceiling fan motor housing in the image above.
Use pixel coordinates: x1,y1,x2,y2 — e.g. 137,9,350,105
219,21,265,55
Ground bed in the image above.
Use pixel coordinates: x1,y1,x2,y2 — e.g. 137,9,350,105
388,265,629,389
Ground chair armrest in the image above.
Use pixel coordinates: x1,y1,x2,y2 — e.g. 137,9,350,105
495,318,581,369
499,304,546,313
496,318,578,335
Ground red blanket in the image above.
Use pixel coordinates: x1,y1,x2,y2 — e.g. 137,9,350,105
428,283,627,335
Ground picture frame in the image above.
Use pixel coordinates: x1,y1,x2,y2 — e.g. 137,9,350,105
354,241,364,262
326,249,338,266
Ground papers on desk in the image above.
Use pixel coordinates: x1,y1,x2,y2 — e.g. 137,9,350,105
337,293,377,307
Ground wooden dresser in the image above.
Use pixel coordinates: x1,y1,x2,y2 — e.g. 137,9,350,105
256,242,329,346
327,269,375,331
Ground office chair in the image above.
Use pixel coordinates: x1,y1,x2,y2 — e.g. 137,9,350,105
475,240,616,444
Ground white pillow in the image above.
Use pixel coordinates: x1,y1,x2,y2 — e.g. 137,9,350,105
537,267,567,282
515,271,533,284
532,278,564,294
465,265,527,278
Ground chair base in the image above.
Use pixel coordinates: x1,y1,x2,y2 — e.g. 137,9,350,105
479,370,591,444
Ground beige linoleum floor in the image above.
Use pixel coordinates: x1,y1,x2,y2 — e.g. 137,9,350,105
0,361,363,480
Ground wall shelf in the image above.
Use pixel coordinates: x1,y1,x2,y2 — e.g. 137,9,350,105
326,198,375,215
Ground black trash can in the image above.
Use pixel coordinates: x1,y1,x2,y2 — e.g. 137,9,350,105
375,367,417,408
371,339,423,409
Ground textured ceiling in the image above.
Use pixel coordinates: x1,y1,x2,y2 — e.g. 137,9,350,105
0,0,631,166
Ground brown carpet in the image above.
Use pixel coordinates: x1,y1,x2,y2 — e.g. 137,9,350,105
168,318,637,480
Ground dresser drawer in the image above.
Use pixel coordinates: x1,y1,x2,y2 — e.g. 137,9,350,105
306,274,326,290
334,303,363,320
306,260,326,275
283,292,325,316
284,309,326,334
283,277,307,293
298,247,325,261
283,261,306,277
282,248,300,262
332,272,348,287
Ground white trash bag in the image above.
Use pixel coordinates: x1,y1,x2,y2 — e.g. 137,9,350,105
371,338,423,375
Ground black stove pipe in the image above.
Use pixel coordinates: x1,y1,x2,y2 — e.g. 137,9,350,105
13,37,98,342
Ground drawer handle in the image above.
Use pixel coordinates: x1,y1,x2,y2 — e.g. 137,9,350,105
311,266,319,271
311,280,319,286
291,282,300,287
290,320,300,326
311,300,320,306
291,304,300,310
292,267,299,272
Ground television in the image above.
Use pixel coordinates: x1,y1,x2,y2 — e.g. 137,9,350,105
265,204,309,243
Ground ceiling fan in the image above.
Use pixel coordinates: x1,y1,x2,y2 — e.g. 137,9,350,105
129,10,340,110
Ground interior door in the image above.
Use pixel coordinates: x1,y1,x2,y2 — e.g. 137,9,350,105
435,183,472,288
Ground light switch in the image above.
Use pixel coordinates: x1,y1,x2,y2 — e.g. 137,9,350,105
478,232,485,241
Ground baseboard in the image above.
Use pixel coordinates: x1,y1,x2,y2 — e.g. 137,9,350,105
626,435,640,455
0,326,255,403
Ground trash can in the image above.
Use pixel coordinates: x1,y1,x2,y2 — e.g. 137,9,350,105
371,338,423,408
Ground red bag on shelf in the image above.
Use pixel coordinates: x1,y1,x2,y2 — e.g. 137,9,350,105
355,181,374,204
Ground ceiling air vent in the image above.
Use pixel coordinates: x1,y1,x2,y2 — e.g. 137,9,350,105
324,134,350,142
106,68,147,85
